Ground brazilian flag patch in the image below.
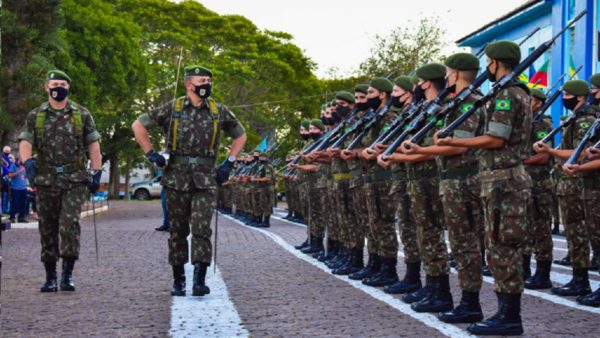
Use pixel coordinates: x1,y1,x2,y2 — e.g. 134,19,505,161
265,169,271,173
580,121,591,130
463,104,474,114
430,116,443,126
495,100,511,111
364,123,370,128
383,125,390,133
344,127,351,133
405,124,410,129
537,131,548,140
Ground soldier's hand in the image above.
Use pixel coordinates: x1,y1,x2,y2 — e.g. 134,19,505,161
362,148,377,161
562,163,580,175
534,142,549,153
216,160,234,186
23,158,38,183
375,143,389,151
435,131,453,146
402,141,419,154
87,170,102,194
587,147,600,160
146,150,166,167
377,154,392,168
340,150,354,161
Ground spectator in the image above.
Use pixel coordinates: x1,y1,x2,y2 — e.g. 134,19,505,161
7,155,29,223
1,146,10,215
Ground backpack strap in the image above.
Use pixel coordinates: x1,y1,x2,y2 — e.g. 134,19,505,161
172,96,186,151
207,98,220,152
35,108,47,149
70,106,85,168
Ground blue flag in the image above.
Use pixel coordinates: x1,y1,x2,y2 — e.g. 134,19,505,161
256,138,267,151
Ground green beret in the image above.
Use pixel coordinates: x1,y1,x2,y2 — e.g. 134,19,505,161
326,102,332,108
336,91,355,103
321,104,326,110
259,152,268,157
563,80,590,96
590,73,600,88
416,63,446,81
355,84,369,94
47,70,71,84
310,119,325,131
530,88,547,101
330,99,336,106
300,120,310,130
485,41,521,63
445,53,480,71
394,76,413,92
184,65,213,77
370,77,393,93
410,73,419,85
240,152,248,156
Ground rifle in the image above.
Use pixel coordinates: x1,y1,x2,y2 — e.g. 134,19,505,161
252,137,287,179
533,68,581,123
364,100,422,153
345,99,395,150
381,107,431,158
565,116,600,164
313,107,360,152
407,26,541,148
282,137,327,175
538,103,591,145
439,12,586,138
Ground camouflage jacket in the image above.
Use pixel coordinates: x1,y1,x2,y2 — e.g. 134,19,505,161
19,100,101,189
138,96,245,191
526,115,554,177
363,107,397,175
257,164,274,186
405,100,448,175
343,112,367,189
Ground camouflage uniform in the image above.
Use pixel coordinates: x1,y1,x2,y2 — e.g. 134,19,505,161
313,160,329,238
19,100,101,263
218,183,232,210
257,164,274,218
479,82,532,294
138,96,245,266
331,147,349,246
523,115,554,262
438,95,485,292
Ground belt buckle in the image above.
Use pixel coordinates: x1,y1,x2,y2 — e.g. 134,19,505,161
189,157,198,164
492,170,499,181
55,166,64,173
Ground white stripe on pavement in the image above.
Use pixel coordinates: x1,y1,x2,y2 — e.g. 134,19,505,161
225,215,473,338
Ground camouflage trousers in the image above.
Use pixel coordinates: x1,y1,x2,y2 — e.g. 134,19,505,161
523,177,554,262
482,183,531,294
284,180,293,213
38,184,87,263
218,184,232,209
349,183,371,251
408,177,449,277
165,187,215,266
299,181,309,221
257,184,272,217
558,178,588,269
334,179,355,249
364,179,398,259
311,186,326,238
441,177,483,293
325,178,340,241
584,187,600,261
391,178,419,264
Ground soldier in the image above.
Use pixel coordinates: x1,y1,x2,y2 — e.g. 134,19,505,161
251,152,274,227
293,121,315,250
521,88,554,289
19,70,103,293
437,41,532,335
132,65,247,297
534,79,596,299
281,154,294,219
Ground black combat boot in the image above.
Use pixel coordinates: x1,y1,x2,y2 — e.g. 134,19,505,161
402,275,432,304
301,236,324,254
319,240,338,262
333,248,364,275
60,258,76,291
551,221,560,235
192,262,211,296
524,260,552,290
328,247,350,269
294,237,310,250
577,287,600,307
554,253,571,266
223,207,233,215
411,274,453,312
171,265,186,297
257,215,270,228
439,291,483,323
589,253,599,271
384,262,422,294
283,210,293,219
551,268,592,296
363,257,399,287
522,254,531,281
312,249,325,259
40,262,58,292
349,253,381,280
467,293,524,336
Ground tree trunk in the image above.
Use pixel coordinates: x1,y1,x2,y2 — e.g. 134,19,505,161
124,154,131,200
108,153,121,200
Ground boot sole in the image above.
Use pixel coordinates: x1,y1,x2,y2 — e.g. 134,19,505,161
60,286,76,292
411,303,454,313
362,279,399,287
332,268,362,276
171,291,186,296
467,325,524,336
551,289,592,296
383,284,421,295
40,287,58,292
524,282,552,290
192,290,210,296
438,313,484,323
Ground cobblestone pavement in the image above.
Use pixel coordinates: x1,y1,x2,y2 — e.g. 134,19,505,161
1,201,599,337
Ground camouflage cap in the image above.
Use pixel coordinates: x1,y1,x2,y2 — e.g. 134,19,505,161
563,80,590,96
354,84,369,94
47,70,71,84
590,73,600,88
369,77,394,93
530,88,547,101
410,73,419,85
445,53,480,71
184,65,213,77
394,76,413,92
416,63,446,81
310,119,325,131
336,91,355,103
300,120,310,130
485,40,521,63
259,152,268,157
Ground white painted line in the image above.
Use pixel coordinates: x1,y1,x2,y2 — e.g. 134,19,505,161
271,215,305,228
225,215,473,338
10,206,109,229
169,262,249,338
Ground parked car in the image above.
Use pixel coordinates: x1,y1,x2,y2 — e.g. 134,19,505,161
130,175,162,200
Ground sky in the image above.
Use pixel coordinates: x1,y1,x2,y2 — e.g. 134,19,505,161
175,0,530,78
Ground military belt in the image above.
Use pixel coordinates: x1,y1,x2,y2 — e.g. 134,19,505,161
392,171,407,180
38,162,85,175
407,168,439,180
305,172,320,182
480,164,526,183
350,169,364,178
333,173,351,181
363,170,392,184
561,172,578,179
528,170,551,181
171,156,214,166
582,178,600,190
326,173,334,180
440,164,480,180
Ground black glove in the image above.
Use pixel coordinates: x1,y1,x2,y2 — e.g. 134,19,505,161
88,170,102,194
215,160,234,186
23,158,38,183
146,150,166,167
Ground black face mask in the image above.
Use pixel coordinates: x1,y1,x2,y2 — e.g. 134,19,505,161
589,92,600,106
301,133,310,141
331,112,342,122
367,96,382,110
253,155,259,161
356,101,370,111
285,160,290,164
194,83,212,98
446,77,457,94
413,84,426,103
260,160,267,164
486,64,497,83
236,160,242,163
49,86,69,102
309,132,321,140
336,105,351,118
562,96,579,111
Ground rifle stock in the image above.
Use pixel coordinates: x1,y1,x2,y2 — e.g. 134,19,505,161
539,103,591,145
566,116,600,164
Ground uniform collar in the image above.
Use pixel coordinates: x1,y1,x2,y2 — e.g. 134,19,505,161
42,100,78,114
